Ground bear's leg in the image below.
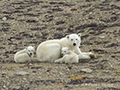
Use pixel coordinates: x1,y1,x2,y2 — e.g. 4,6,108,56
75,48,95,59
65,56,78,64
72,56,79,63
82,52,95,58
82,52,92,55
54,57,65,63
74,47,82,54
78,53,91,60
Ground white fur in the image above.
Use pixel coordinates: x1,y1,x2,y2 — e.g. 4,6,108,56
55,47,79,64
36,33,95,62
14,46,35,63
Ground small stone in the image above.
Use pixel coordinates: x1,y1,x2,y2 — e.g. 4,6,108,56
88,15,93,19
6,82,10,86
81,68,92,73
116,12,120,15
61,8,72,15
101,0,106,2
116,39,120,42
89,12,92,14
93,4,99,8
2,17,7,21
3,85,6,88
28,63,32,66
99,36,105,39
23,78,27,81
16,71,29,76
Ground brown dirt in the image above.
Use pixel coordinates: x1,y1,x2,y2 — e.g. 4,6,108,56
0,0,120,90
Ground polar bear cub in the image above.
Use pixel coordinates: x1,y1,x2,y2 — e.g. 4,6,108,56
55,47,79,64
36,33,95,63
14,46,35,63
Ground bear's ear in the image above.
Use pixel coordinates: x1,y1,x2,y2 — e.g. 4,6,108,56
78,33,81,37
66,35,69,39
33,46,36,50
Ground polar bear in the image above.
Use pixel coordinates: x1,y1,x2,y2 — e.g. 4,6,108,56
54,47,79,64
36,33,94,62
14,46,35,63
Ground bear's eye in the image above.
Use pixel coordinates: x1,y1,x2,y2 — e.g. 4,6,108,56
71,39,73,41
76,39,78,40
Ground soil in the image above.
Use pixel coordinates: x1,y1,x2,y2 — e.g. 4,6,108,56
0,0,120,90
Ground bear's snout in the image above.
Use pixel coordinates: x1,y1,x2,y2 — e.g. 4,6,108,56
73,43,76,46
61,53,64,57
30,53,32,55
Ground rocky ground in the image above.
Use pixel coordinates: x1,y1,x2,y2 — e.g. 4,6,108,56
0,0,120,90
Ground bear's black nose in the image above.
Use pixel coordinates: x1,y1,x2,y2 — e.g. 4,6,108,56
30,53,32,55
73,43,76,46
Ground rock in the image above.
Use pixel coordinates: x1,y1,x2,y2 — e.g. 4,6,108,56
81,68,92,73
61,8,72,16
15,71,29,76
93,4,99,8
99,36,105,39
6,82,10,86
3,85,6,89
2,17,7,21
89,12,92,15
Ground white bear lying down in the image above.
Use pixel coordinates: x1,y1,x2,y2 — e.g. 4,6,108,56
55,47,79,64
36,33,95,63
14,46,35,63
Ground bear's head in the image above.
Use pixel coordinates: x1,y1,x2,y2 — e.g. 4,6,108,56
26,46,35,57
61,47,71,56
66,33,81,47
